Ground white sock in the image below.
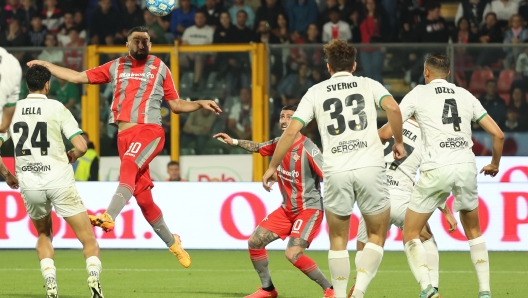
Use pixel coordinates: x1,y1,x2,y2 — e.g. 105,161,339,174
40,258,56,280
404,239,431,290
469,236,490,292
423,237,439,288
354,250,363,271
352,243,383,298
328,250,350,298
86,256,102,277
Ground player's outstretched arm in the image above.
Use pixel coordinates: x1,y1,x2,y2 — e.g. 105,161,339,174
68,135,88,163
381,96,405,160
168,99,222,115
477,115,504,177
0,105,16,133
0,141,18,189
213,133,260,152
27,60,89,84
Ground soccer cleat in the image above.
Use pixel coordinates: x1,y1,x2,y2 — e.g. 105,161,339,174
323,287,335,298
420,285,440,298
478,291,491,298
169,234,191,268
87,275,104,298
89,212,115,232
244,287,278,298
45,277,58,298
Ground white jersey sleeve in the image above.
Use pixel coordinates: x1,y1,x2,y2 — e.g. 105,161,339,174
369,79,392,110
399,89,418,122
59,106,82,140
470,92,488,122
293,92,315,127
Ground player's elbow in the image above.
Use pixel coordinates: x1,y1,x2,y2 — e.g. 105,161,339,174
493,129,505,142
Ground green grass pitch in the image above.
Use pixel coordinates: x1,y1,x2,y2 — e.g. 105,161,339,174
0,250,525,297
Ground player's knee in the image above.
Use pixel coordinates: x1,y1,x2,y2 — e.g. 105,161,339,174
247,235,264,249
284,247,303,263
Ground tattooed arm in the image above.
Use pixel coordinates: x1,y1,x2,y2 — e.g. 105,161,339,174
213,132,268,153
248,226,280,249
237,140,260,152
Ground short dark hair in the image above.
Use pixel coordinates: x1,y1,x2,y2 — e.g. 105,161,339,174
167,161,180,167
195,10,206,17
127,26,149,39
425,52,450,74
25,65,51,92
485,79,496,85
425,1,440,11
282,105,298,112
323,39,357,72
237,10,248,17
31,14,42,21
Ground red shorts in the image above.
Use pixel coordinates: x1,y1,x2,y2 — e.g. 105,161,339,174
118,124,165,195
259,207,323,247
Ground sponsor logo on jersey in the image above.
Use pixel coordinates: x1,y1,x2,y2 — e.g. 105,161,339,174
439,137,469,149
21,162,51,172
330,140,368,154
277,166,300,184
311,148,320,157
148,64,157,70
118,72,155,82
293,153,300,162
386,175,399,187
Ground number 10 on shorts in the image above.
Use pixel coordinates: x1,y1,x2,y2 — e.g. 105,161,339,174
124,142,142,157
292,219,303,234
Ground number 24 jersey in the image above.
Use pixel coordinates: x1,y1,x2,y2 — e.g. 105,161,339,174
399,79,487,171
293,72,391,173
0,95,82,190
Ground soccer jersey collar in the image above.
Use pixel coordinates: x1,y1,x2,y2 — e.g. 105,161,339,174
26,94,48,100
430,79,447,84
331,71,353,78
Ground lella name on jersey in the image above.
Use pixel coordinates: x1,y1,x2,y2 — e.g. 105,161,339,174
21,107,41,115
331,139,368,154
21,161,51,172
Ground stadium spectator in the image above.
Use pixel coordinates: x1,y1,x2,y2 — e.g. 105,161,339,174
272,13,290,43
228,0,254,28
479,80,507,126
508,86,528,116
181,11,214,90
41,0,63,34
476,12,504,66
399,0,426,31
2,0,26,29
359,0,389,83
214,11,235,43
231,10,255,42
143,8,168,44
166,161,187,181
170,0,197,40
412,1,449,43
49,78,80,118
227,87,252,140
322,7,352,43
63,27,84,71
287,0,318,34
347,8,361,43
454,0,488,31
503,14,528,69
198,0,224,29
335,0,355,23
318,0,337,28
520,1,528,25
57,12,86,46
38,32,64,65
254,0,285,29
73,9,86,30
277,63,313,105
501,107,528,131
120,0,144,37
181,108,217,155
515,46,528,83
89,0,120,45
452,17,478,71
483,0,519,28
0,18,29,47
254,19,280,44
20,0,37,30
191,0,205,9
28,14,47,46
74,133,100,181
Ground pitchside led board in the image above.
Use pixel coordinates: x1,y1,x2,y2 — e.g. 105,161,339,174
1,157,528,251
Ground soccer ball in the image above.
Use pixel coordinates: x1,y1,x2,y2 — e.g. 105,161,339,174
146,0,176,16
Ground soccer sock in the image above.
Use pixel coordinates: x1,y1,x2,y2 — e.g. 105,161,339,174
328,250,350,298
469,236,490,292
249,248,274,290
352,243,383,298
106,159,138,219
404,239,432,291
423,237,439,289
40,258,56,280
354,250,363,271
86,256,102,277
135,189,175,247
293,255,332,290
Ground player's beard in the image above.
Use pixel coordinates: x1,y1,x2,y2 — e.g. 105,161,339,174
131,48,149,60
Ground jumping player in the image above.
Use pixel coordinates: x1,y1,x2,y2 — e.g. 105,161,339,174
0,46,23,132
214,106,335,298
379,53,504,298
27,26,222,268
263,39,405,298
0,65,104,298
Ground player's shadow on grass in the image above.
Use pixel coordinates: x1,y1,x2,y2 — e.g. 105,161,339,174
180,291,304,298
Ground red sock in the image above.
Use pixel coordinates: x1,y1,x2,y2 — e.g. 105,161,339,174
249,248,268,262
135,189,162,223
293,254,318,274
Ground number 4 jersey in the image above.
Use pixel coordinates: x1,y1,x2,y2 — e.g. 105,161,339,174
0,94,82,190
293,72,391,173
399,79,487,171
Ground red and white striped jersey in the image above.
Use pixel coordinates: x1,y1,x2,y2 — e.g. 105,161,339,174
259,135,324,213
85,55,179,126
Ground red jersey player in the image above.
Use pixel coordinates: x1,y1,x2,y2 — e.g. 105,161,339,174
27,26,221,268
214,106,335,298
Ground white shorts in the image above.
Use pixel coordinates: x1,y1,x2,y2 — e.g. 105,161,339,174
324,166,390,216
357,193,408,243
21,187,86,220
0,53,21,109
409,163,478,214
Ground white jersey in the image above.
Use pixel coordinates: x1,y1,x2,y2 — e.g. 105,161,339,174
0,94,82,190
399,79,487,171
294,72,391,173
0,47,22,118
384,119,422,196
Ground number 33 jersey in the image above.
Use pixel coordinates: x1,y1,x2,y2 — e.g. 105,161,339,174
399,79,487,171
293,72,390,173
0,95,82,190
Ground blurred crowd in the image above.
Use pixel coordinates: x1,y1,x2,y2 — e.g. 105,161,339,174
2,0,528,156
